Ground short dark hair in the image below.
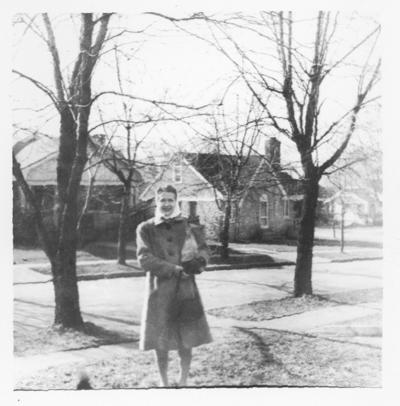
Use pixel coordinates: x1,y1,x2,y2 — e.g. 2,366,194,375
156,184,177,198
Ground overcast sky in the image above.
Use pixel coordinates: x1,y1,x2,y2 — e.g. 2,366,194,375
11,10,381,174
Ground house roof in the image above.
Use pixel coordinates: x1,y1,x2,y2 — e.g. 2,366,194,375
323,190,371,206
15,136,58,170
184,152,301,197
139,155,222,202
14,136,141,186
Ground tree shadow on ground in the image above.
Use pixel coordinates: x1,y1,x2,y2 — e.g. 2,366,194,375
234,327,304,380
14,298,139,355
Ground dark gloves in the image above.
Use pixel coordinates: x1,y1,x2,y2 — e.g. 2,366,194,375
182,257,206,275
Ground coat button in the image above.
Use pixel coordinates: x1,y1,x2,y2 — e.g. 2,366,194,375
167,250,175,256
167,236,173,242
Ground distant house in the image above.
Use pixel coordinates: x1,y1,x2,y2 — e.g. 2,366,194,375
323,188,382,226
139,137,303,242
13,135,142,244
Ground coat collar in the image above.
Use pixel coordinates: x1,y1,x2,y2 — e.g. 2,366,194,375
154,214,185,226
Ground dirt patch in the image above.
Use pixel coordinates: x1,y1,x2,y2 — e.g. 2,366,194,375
15,327,380,389
14,322,138,356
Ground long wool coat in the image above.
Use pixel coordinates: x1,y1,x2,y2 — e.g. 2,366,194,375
136,216,212,351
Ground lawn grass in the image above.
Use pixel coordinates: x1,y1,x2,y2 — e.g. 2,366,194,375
208,295,334,321
14,322,138,356
15,326,381,390
208,288,383,322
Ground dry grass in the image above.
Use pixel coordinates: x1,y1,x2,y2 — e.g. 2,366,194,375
15,327,381,390
14,322,138,356
208,295,334,321
207,289,382,322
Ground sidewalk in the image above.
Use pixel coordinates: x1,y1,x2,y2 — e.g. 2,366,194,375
230,243,383,264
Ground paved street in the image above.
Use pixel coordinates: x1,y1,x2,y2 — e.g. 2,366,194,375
14,259,382,342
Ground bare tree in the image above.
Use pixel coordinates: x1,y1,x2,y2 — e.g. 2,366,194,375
151,11,381,296
12,13,210,328
184,100,265,259
12,13,113,327
88,122,152,265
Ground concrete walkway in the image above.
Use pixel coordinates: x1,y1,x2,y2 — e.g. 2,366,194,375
14,298,381,379
230,243,383,264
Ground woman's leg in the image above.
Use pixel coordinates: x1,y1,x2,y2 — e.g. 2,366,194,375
155,349,169,387
178,346,192,386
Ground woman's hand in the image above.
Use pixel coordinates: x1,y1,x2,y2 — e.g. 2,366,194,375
174,265,191,279
182,257,206,275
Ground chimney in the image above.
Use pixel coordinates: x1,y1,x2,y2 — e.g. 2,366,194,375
265,137,281,169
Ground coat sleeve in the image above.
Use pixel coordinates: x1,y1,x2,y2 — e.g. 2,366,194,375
136,223,178,279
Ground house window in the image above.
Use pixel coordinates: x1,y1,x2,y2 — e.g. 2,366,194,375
189,201,197,218
283,198,289,217
188,201,199,223
259,194,270,227
173,162,182,183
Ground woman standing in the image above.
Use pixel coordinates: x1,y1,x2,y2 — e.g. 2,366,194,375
136,185,212,387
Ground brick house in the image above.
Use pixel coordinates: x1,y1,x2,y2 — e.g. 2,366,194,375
139,138,303,242
13,135,142,244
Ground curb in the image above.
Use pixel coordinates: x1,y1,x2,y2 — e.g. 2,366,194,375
330,256,383,263
78,270,145,281
207,261,294,271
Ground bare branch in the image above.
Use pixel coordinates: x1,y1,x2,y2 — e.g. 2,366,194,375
318,59,380,175
323,24,380,78
91,90,213,111
12,69,60,110
41,13,68,104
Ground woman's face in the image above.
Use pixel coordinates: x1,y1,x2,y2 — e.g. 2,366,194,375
156,192,177,218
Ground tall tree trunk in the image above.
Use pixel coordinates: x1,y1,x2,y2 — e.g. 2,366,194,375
52,250,83,328
52,195,84,327
294,177,319,297
117,185,131,265
220,200,232,260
